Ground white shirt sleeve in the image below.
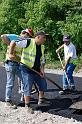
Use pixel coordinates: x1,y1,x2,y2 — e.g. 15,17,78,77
16,39,28,48
68,45,77,58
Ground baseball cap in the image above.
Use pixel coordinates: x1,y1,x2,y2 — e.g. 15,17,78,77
63,35,70,41
21,28,33,37
35,31,48,37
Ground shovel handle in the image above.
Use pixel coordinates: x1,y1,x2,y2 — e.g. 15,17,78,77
57,53,69,84
23,64,63,90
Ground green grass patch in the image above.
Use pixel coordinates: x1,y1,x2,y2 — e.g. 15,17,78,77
45,60,62,69
46,56,82,72
75,55,82,72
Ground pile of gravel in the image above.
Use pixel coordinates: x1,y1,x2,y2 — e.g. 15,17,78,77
0,101,82,124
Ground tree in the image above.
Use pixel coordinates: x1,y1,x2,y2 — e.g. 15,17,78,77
19,0,77,60
0,0,26,50
0,0,82,60
0,0,26,34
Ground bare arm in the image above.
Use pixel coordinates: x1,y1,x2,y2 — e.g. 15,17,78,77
1,35,10,46
40,50,46,77
9,41,16,59
56,44,64,53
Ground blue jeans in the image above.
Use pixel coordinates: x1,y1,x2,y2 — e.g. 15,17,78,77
63,63,76,90
5,61,22,101
20,64,47,96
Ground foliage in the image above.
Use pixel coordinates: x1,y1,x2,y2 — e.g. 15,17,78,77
0,0,26,34
0,0,82,62
0,51,5,61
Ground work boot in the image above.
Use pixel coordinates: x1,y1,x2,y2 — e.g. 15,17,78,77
31,83,38,94
38,98,51,105
5,100,17,109
59,89,71,95
31,88,37,94
25,103,34,114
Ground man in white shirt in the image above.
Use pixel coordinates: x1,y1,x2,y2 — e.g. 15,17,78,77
56,35,77,95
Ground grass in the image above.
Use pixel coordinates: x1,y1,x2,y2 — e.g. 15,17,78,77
45,60,62,69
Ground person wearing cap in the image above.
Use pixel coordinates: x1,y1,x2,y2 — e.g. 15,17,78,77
56,35,77,95
9,31,48,113
21,28,33,38
0,28,34,108
1,28,33,46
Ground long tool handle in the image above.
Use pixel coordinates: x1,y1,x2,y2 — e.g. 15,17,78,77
45,76,63,90
34,70,63,90
23,64,63,90
57,53,69,83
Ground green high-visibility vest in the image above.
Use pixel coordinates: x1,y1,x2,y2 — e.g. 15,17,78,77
6,45,22,63
21,39,45,68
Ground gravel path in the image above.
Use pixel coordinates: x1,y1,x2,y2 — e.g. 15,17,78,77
0,101,82,124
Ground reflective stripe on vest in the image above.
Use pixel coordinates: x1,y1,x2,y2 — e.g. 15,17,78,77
21,39,45,68
6,46,22,62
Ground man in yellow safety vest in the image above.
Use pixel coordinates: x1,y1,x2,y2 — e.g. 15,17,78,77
9,31,48,113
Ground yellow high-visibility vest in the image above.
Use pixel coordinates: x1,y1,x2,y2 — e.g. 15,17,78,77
21,39,45,68
6,46,22,63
